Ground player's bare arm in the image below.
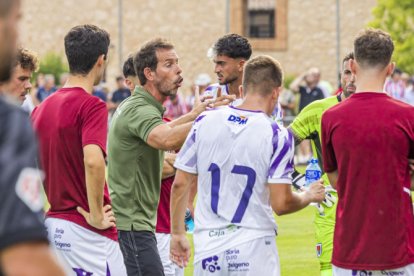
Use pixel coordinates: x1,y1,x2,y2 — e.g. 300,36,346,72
287,126,304,146
170,169,196,268
0,242,65,276
162,152,176,179
326,171,339,190
167,86,235,129
77,144,116,230
270,180,325,216
147,92,235,151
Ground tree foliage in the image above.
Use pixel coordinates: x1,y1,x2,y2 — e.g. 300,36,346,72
34,52,68,84
369,0,414,73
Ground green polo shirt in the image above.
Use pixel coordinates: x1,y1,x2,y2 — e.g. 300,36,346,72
108,86,165,232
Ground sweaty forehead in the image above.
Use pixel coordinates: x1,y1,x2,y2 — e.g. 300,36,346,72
156,48,178,62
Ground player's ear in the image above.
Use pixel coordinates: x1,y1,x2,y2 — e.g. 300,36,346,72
238,59,246,72
125,79,134,91
238,85,244,98
144,67,155,82
386,62,396,77
96,54,105,67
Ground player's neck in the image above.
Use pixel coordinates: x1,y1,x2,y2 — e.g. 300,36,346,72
64,75,95,94
237,96,270,115
227,79,242,98
355,77,387,93
142,83,166,103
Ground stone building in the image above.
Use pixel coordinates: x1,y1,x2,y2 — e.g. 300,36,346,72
20,0,377,92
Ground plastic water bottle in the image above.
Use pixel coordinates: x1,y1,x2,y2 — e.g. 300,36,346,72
184,208,195,234
305,158,322,187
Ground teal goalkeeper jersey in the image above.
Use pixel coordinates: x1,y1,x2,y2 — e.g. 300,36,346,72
289,95,341,226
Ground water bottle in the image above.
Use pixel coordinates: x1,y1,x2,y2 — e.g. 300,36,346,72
184,208,195,234
305,158,322,187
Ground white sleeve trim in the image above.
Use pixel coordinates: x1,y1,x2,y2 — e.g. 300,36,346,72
268,178,292,185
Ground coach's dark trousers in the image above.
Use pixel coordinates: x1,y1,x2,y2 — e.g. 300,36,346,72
118,230,165,276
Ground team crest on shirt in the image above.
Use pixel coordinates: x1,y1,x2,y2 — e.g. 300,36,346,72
202,255,221,272
316,243,322,257
227,115,248,125
15,167,44,212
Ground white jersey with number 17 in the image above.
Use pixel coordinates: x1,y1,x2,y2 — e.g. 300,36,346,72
174,106,294,262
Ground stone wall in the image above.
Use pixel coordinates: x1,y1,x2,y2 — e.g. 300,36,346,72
20,0,377,92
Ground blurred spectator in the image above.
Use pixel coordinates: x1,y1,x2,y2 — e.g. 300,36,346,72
403,77,414,106
384,68,405,100
92,83,107,102
290,69,325,112
163,92,189,119
278,88,296,125
36,74,57,102
110,76,131,106
309,67,333,97
290,69,324,164
186,73,211,109
58,72,69,88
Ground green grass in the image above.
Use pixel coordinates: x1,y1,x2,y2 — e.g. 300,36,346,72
184,206,319,276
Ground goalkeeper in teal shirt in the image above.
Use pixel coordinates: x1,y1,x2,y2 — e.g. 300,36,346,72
288,52,355,276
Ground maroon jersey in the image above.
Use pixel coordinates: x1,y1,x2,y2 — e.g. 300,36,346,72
322,92,414,270
32,87,117,241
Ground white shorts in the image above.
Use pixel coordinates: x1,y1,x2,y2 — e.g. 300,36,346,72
155,232,184,276
333,263,414,275
45,218,127,276
194,236,279,276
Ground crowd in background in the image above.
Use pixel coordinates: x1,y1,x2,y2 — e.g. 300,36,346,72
23,67,414,124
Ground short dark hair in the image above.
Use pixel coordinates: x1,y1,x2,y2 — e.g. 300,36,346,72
354,28,394,69
15,47,39,72
64,24,110,75
122,54,136,78
342,52,354,64
0,0,18,17
134,38,174,85
243,55,283,96
212,34,252,60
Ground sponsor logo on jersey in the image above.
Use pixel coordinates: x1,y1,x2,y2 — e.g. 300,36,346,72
380,271,405,275
54,240,71,251
208,224,241,238
227,115,248,125
202,255,221,273
228,262,250,272
54,227,64,239
316,243,322,257
15,167,44,212
225,249,250,272
352,270,373,276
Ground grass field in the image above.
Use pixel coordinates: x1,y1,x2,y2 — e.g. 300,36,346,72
183,206,319,276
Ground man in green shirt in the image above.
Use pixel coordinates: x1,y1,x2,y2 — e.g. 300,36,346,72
288,52,355,276
108,38,234,276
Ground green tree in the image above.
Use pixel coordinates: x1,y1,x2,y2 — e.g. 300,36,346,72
369,0,414,73
34,52,68,84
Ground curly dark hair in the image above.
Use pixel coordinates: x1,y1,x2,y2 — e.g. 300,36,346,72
15,47,39,72
212,34,252,60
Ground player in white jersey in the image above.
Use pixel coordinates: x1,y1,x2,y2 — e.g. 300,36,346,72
170,55,325,276
205,34,284,125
